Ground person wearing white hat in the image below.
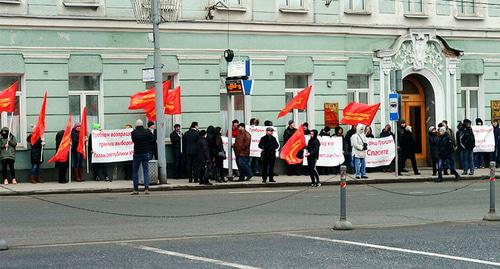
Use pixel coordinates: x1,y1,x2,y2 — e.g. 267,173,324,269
130,119,153,194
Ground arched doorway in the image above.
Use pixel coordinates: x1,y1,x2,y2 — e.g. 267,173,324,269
401,75,427,166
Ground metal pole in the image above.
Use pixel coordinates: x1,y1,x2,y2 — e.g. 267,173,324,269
68,143,72,183
484,161,500,221
151,0,167,184
395,120,399,177
333,165,353,230
227,95,234,180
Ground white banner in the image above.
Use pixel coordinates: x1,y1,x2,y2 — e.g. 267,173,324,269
248,126,280,158
91,129,134,163
365,136,396,168
222,136,238,169
303,136,345,167
472,126,495,153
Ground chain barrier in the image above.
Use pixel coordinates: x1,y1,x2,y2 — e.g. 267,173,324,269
0,174,339,219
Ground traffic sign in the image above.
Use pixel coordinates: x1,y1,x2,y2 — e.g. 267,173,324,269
389,93,399,121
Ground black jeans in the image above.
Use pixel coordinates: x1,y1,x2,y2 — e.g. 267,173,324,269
172,149,182,179
1,159,15,180
431,157,439,175
185,154,198,182
308,158,320,185
399,154,418,174
58,167,67,183
261,154,276,182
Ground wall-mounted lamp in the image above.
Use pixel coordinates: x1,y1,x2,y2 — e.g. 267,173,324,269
206,1,229,20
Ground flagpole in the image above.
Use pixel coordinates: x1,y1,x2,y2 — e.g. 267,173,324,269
68,143,72,183
86,141,89,174
40,138,44,163
5,112,13,151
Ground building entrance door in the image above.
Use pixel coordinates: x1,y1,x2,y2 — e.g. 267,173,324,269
402,76,427,166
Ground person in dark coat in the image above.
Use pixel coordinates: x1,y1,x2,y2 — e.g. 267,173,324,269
459,119,475,175
55,129,68,184
131,119,154,195
380,124,395,172
474,118,486,168
183,122,199,183
206,125,217,182
71,123,84,182
214,127,226,183
494,120,500,166
319,126,331,138
303,122,311,136
197,130,212,185
344,125,357,174
283,120,297,176
169,124,183,179
27,125,44,184
365,126,375,138
428,126,440,176
305,129,321,187
147,121,158,160
437,127,460,182
258,127,279,183
455,122,464,170
398,125,420,175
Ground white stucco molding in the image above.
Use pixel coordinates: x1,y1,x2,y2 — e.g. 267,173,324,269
249,56,286,62
23,53,70,59
176,55,221,61
100,54,147,60
448,58,460,75
311,56,349,63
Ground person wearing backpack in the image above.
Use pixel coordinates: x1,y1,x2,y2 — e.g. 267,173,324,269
437,127,460,182
460,119,475,175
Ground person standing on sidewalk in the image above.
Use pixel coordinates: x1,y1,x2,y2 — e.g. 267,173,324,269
283,120,297,176
89,123,110,182
147,121,157,160
344,125,356,174
259,127,279,183
214,127,226,183
351,124,368,179
169,124,183,179
398,125,420,176
1,127,17,185
197,130,212,185
131,119,153,195
27,125,44,184
183,122,199,183
234,123,252,181
428,126,440,176
249,118,261,177
437,127,460,182
459,119,475,175
305,129,320,187
71,123,84,182
55,129,68,184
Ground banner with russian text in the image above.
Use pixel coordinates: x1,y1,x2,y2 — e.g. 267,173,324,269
248,125,280,158
472,126,495,153
365,136,396,168
222,136,238,169
91,129,134,163
303,136,345,167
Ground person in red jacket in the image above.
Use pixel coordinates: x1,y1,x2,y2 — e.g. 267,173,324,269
233,123,252,181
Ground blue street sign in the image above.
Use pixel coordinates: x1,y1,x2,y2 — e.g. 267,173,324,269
389,93,399,121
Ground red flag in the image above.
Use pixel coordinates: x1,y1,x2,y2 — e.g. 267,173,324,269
0,81,18,113
144,103,156,122
280,124,307,165
340,102,380,126
30,91,48,145
128,80,171,110
77,107,87,159
164,86,181,115
277,85,312,119
48,116,72,163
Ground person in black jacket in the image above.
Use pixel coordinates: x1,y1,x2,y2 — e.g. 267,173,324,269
147,121,158,160
183,122,199,183
70,123,84,182
214,127,226,183
169,124,183,179
55,129,68,184
428,126,440,176
460,119,476,175
131,119,154,195
197,130,212,185
283,120,298,176
305,129,321,187
258,127,279,183
344,125,356,174
437,127,460,182
398,125,420,175
27,125,44,184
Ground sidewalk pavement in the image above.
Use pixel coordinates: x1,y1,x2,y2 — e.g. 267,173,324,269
0,168,494,196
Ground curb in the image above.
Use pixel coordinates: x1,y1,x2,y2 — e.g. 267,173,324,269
0,175,490,196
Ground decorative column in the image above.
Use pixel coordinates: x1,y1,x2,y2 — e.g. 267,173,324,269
448,58,459,130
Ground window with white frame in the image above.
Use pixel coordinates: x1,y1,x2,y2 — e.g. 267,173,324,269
145,73,179,136
220,74,245,134
347,75,370,104
404,0,424,14
347,0,366,11
0,76,24,148
63,0,100,7
223,0,241,6
285,74,310,125
69,75,102,135
283,0,303,8
460,74,479,121
457,0,476,16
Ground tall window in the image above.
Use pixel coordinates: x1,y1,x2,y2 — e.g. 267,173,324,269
220,74,244,134
0,76,24,147
347,75,370,104
457,0,476,16
146,73,179,136
460,74,479,121
284,0,303,8
404,0,423,14
348,0,366,11
69,75,102,134
285,74,309,125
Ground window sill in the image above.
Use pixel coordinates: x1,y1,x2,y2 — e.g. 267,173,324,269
404,13,429,18
454,14,484,20
63,2,100,8
215,6,247,12
0,0,21,4
344,10,371,15
279,7,309,14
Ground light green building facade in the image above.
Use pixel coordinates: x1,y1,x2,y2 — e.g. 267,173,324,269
1,0,499,176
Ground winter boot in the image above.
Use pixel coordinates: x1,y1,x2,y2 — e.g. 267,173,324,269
78,169,85,182
72,169,80,182
36,176,43,183
30,176,37,184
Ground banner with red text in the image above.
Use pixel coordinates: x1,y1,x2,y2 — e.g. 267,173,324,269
365,136,396,168
222,136,238,169
303,136,345,167
472,126,495,153
248,126,280,158
91,129,134,163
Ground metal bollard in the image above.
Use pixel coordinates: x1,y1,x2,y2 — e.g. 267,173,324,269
483,161,500,221
0,239,8,251
333,165,353,230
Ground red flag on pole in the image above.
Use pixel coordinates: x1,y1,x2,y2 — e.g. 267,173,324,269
77,107,87,159
280,124,307,165
128,80,171,110
48,116,72,163
277,85,312,119
144,103,156,122
340,102,381,126
164,86,181,115
0,81,18,113
30,91,48,145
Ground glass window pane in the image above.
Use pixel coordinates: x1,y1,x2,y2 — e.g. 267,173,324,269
355,0,364,10
414,0,423,12
359,92,368,104
286,0,302,7
285,92,294,124
146,74,176,89
347,75,369,89
465,1,475,14
69,75,99,91
224,0,241,6
285,75,308,89
349,0,354,9
86,95,99,134
0,77,21,92
4,96,20,139
461,74,479,87
347,92,355,103
69,95,81,123
470,90,478,120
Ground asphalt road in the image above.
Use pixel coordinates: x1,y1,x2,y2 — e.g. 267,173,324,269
1,180,499,268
